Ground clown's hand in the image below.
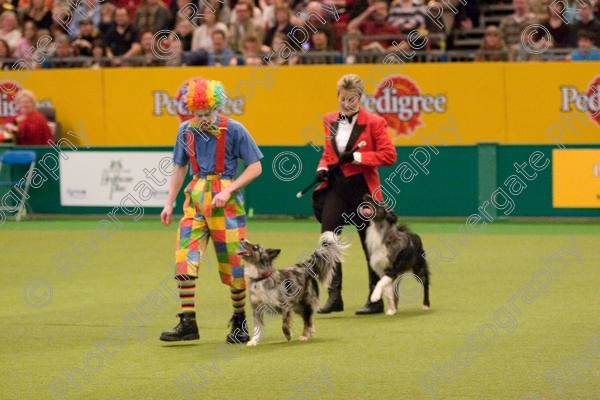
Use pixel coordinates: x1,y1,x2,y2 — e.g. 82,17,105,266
211,189,231,208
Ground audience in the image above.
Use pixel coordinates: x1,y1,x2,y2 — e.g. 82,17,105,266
0,0,591,68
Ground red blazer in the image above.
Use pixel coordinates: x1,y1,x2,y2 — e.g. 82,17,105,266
7,111,52,146
315,108,397,201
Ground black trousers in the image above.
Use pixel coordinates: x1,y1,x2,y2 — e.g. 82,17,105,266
313,171,378,293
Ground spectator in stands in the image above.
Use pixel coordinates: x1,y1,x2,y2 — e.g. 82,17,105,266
538,0,571,48
528,0,550,21
209,29,238,65
174,18,193,51
240,35,262,65
344,28,363,64
89,39,111,68
263,4,295,51
301,1,336,48
230,0,263,25
191,9,227,51
172,0,201,27
201,0,231,25
68,0,101,38
0,11,21,49
104,7,141,62
1,90,52,145
347,0,399,50
228,2,265,52
455,0,480,30
99,3,116,36
260,0,277,30
571,0,600,46
476,25,508,61
266,31,298,65
128,29,162,66
21,0,52,30
499,0,537,48
47,34,77,67
13,20,36,60
0,38,12,69
568,30,600,60
301,30,339,63
72,19,101,57
163,31,182,66
136,0,172,33
388,0,426,34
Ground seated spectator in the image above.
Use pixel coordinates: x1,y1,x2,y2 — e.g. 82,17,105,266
174,18,193,51
21,0,52,30
46,34,77,67
13,20,36,60
347,0,399,49
344,28,363,64
476,25,508,61
455,0,480,30
191,10,227,51
163,31,182,66
263,4,295,51
103,7,141,62
208,29,237,66
261,0,276,30
388,0,425,34
230,0,263,25
529,0,550,21
0,11,21,49
99,3,115,36
240,35,262,65
172,0,201,27
129,30,163,66
228,2,265,52
571,0,600,46
1,90,52,145
0,0,14,14
266,31,298,65
68,0,101,38
0,38,12,69
202,0,231,25
301,30,339,64
500,0,538,49
72,19,101,57
300,1,336,48
135,0,172,33
538,1,571,48
88,39,111,68
569,30,600,61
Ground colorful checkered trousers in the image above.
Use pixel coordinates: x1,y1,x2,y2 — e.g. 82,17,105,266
175,175,246,290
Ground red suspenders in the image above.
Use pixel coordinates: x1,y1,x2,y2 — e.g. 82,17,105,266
186,116,229,176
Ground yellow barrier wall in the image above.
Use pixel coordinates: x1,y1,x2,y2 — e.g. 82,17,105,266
11,62,600,146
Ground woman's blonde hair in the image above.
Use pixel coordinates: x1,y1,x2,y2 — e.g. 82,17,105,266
18,90,37,106
337,74,364,96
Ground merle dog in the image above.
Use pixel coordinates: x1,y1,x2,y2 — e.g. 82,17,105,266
362,195,430,315
237,232,346,346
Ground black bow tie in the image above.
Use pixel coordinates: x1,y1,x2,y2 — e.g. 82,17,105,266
337,111,358,123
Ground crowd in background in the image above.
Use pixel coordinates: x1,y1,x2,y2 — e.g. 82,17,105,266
0,0,598,68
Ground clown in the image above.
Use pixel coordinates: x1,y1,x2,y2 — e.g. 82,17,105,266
160,78,263,343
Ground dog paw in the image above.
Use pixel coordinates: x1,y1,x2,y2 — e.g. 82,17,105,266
370,276,393,303
285,335,292,342
385,308,397,316
299,335,310,342
247,340,258,347
422,305,430,311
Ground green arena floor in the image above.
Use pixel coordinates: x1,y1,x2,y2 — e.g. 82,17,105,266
1,218,599,400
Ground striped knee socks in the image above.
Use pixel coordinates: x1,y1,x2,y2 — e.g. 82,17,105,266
178,279,196,314
230,287,246,315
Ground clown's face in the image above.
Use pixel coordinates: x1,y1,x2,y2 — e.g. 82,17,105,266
193,109,218,130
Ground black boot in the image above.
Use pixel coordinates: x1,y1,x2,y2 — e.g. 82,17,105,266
160,312,200,341
355,268,384,315
318,263,344,313
227,312,250,344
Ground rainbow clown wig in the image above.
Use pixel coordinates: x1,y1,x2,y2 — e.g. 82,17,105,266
177,78,225,117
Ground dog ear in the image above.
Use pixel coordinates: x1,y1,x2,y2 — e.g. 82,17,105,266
266,248,281,259
385,212,398,224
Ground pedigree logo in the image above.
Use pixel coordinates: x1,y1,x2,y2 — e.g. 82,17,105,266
560,75,600,126
0,81,22,123
152,90,246,122
362,75,447,137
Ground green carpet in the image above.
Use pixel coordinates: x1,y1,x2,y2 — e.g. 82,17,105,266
1,219,599,399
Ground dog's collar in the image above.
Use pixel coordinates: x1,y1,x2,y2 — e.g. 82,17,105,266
251,270,273,282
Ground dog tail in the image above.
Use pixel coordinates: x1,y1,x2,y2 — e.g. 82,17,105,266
308,231,348,286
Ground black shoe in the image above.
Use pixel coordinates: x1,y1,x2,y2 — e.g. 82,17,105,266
160,312,200,341
227,313,250,344
355,300,384,315
317,292,344,313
